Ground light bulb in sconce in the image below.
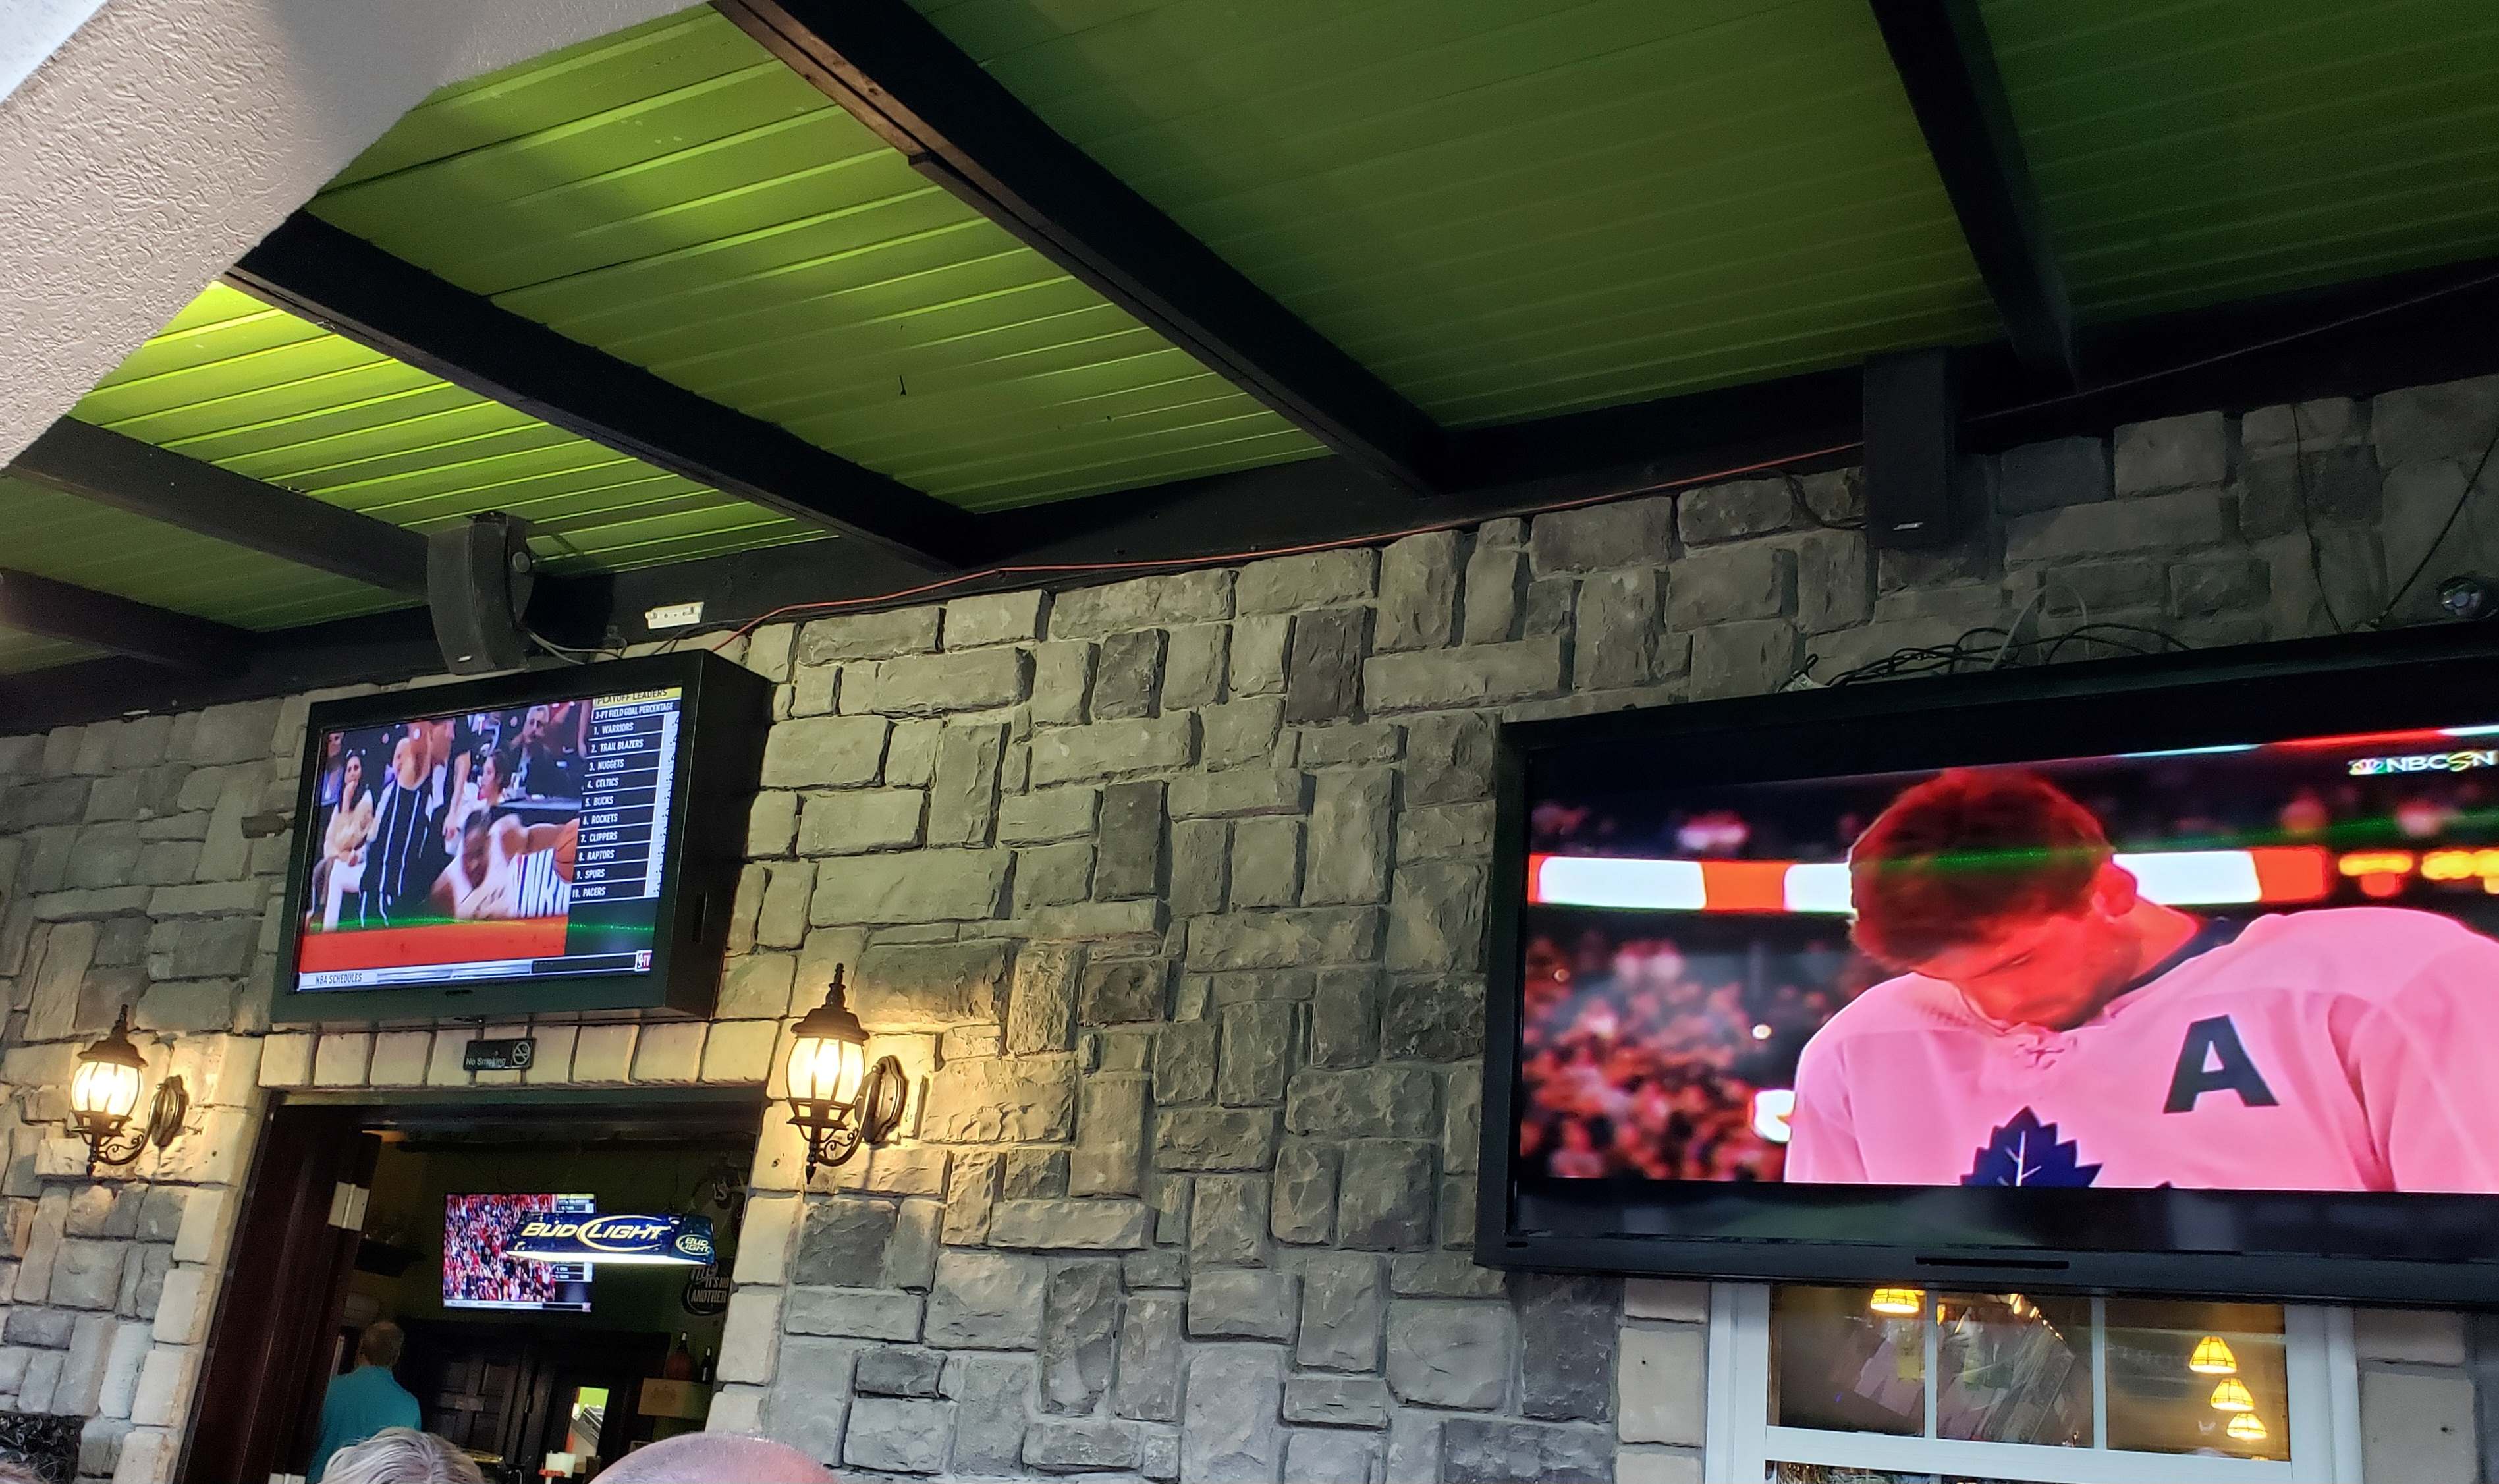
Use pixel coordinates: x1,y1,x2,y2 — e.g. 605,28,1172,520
68,1008,187,1175
784,966,908,1182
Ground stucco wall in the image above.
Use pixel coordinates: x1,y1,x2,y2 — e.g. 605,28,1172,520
0,0,105,107
1,377,2496,1482
0,0,692,466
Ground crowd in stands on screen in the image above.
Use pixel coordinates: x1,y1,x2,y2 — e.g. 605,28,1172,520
512,701,585,797
307,705,588,931
443,1195,561,1307
1516,928,1843,1182
443,745,510,846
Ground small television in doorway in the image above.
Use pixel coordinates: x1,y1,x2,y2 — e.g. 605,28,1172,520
445,1194,594,1314
1484,628,2499,1304
272,651,769,1022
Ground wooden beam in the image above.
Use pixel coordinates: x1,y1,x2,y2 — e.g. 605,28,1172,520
1869,0,2077,381
714,0,1452,495
0,568,254,674
16,254,2499,730
0,608,435,727
601,254,2499,630
11,418,430,597
226,213,981,572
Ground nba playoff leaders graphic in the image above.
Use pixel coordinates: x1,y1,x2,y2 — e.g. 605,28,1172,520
1515,726,2499,1194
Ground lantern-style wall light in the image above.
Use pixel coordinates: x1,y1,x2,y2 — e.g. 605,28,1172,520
785,966,906,1182
69,1009,188,1174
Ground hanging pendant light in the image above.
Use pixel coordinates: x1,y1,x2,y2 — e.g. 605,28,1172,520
2188,1335,2239,1375
2226,1412,2268,1443
1868,1287,1925,1317
510,1212,716,1267
784,966,907,1181
2210,1377,2256,1413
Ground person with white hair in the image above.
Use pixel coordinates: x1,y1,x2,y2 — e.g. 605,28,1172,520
317,1429,481,1484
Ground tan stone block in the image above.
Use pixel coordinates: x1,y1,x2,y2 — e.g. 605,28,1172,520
570,1024,637,1084
256,1033,314,1088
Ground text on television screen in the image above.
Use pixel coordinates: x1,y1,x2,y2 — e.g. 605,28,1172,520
294,688,683,993
1513,721,2499,1195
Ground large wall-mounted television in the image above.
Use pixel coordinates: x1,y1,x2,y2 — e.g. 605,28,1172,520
1482,629,2499,1303
273,651,769,1023
445,1194,594,1313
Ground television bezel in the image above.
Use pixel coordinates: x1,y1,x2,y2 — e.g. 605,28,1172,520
271,651,769,1024
1478,622,2499,1304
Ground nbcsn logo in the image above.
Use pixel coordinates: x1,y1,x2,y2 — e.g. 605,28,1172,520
2348,749,2499,777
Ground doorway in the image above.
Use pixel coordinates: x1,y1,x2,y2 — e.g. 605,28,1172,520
178,1088,763,1484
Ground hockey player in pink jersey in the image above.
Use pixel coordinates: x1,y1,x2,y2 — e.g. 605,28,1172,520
1786,767,2499,1192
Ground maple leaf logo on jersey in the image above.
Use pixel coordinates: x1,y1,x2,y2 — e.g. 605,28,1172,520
1960,1107,2101,1187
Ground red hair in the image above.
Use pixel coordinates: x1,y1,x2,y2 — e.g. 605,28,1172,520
1848,769,2111,968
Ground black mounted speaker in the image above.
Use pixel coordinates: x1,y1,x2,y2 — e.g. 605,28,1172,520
428,512,536,674
1863,349,1960,549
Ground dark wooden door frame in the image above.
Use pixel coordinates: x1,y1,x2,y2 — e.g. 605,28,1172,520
176,1088,767,1482
178,1103,379,1484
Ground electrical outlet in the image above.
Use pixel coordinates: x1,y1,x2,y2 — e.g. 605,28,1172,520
645,601,705,630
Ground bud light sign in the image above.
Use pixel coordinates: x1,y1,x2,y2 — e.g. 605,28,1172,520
509,1211,715,1267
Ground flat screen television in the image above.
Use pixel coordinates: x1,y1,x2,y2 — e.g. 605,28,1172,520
445,1194,594,1313
1482,629,2499,1302
272,651,770,1022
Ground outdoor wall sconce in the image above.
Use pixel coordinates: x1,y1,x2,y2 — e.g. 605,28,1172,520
69,1008,188,1174
785,966,906,1182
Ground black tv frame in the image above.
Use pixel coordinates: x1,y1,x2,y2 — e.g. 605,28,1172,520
1479,622,2499,1305
270,651,769,1024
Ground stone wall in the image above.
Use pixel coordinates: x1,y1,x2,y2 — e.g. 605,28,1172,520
1,373,2495,1483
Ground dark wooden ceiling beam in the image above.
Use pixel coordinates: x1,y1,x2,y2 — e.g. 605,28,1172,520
14,254,2499,730
1868,0,2077,382
0,608,429,723
713,0,1452,495
592,252,2499,626
0,568,254,674
11,418,431,597
225,213,981,572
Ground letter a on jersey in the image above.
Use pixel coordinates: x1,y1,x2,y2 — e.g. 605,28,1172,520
2163,1015,2280,1113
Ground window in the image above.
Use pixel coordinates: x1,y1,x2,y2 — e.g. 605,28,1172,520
1705,1286,2360,1483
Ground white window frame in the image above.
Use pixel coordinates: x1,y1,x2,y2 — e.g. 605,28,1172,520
1704,1284,2363,1484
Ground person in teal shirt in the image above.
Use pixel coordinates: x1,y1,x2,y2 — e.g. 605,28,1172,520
309,1322,422,1483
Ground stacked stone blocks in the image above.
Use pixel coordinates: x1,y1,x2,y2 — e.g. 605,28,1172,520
0,375,2494,1481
